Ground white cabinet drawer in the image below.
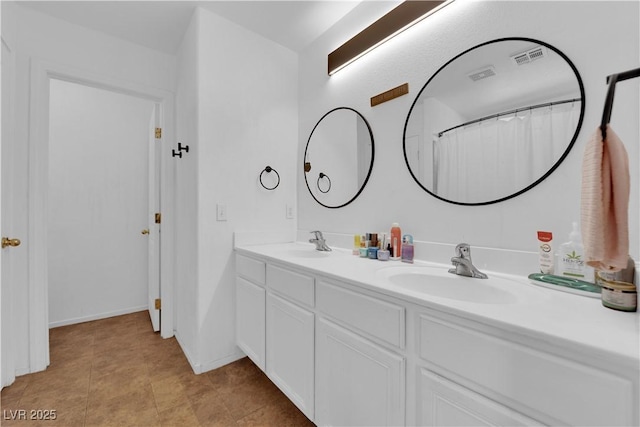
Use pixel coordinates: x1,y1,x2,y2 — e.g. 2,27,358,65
236,254,265,285
317,280,405,349
266,264,314,307
419,315,634,426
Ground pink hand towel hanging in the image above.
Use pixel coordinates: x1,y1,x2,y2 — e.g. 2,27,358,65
581,124,630,272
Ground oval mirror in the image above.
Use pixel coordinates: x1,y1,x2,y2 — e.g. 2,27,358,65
304,107,374,208
403,37,585,205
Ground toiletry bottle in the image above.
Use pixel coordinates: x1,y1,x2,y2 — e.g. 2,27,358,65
353,235,361,255
537,231,554,274
401,235,414,264
390,223,402,260
556,222,594,282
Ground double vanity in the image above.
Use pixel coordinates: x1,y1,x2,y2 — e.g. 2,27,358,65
235,242,639,426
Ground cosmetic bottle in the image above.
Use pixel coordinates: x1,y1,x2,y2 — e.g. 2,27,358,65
353,235,361,255
556,222,593,282
537,231,554,274
390,223,402,260
401,235,414,263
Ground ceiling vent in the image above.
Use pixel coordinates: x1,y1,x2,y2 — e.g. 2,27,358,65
467,66,496,82
511,46,546,65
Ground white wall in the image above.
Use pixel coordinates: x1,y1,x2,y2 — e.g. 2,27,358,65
174,9,200,370
48,79,153,327
175,7,298,373
298,1,639,275
5,3,176,377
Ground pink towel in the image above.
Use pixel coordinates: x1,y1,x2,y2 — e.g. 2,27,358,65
581,125,630,272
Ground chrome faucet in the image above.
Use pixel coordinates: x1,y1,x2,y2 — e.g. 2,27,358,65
448,243,488,279
309,230,332,252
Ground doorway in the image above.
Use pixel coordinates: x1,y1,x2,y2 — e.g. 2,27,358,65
10,61,177,377
47,79,159,330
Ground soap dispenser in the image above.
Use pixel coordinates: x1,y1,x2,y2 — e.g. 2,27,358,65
557,222,594,282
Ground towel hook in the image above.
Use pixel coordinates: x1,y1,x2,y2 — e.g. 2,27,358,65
259,166,280,190
600,67,640,141
601,73,619,141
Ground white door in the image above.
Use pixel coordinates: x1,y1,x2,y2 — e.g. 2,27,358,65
48,80,158,329
316,317,405,427
1,37,18,388
418,369,540,426
266,293,315,420
236,276,266,370
147,106,161,332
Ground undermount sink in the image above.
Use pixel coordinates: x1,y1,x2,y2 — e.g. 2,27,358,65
377,266,520,304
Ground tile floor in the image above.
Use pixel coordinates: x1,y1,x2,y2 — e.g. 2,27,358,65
1,311,314,426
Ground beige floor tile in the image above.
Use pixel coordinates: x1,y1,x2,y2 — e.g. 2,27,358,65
150,374,191,413
158,404,201,427
236,400,314,427
190,393,237,427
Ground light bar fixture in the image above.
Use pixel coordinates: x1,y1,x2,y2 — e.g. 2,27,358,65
328,0,454,76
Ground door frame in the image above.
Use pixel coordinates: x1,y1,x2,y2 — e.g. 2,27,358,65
29,59,176,372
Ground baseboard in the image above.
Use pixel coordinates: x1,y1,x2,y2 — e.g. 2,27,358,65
48,305,147,328
199,348,245,374
175,331,202,374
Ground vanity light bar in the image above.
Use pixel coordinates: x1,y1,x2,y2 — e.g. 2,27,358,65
328,0,454,76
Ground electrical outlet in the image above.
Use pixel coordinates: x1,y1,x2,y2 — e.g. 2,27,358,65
286,204,295,219
216,204,227,221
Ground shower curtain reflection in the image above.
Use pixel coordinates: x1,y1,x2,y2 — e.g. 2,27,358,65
433,102,580,203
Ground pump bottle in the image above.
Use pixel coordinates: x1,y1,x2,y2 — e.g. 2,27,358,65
556,222,594,282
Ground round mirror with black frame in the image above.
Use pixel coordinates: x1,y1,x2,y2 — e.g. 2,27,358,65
304,107,375,208
403,37,585,206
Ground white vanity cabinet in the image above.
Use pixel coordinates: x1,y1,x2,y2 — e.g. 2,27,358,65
265,265,315,420
235,246,639,427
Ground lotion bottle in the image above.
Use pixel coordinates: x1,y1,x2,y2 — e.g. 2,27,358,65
556,222,594,282
390,223,402,260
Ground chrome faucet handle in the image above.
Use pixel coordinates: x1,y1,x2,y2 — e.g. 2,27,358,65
455,243,472,259
310,230,324,240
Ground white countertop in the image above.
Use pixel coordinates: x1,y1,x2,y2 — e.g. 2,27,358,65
235,242,640,369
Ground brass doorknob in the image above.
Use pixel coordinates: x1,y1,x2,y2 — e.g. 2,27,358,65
141,229,149,235
2,237,21,248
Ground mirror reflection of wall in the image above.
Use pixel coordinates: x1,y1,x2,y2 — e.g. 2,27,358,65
304,107,374,208
404,38,584,205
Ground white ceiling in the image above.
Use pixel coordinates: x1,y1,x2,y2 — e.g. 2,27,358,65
16,1,365,54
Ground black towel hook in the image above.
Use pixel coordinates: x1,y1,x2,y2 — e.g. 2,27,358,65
259,166,280,190
601,67,640,141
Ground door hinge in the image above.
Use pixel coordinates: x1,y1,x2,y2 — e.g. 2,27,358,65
155,298,161,310
155,128,162,139
155,213,161,224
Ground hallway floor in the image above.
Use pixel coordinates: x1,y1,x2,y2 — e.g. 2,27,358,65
1,311,314,426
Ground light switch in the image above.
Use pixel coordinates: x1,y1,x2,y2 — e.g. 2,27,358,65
286,204,295,219
216,204,227,221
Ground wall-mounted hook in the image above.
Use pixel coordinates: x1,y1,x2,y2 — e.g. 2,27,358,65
178,142,189,153
172,149,182,158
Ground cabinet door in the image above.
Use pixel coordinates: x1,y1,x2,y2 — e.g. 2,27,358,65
316,317,405,427
236,277,266,370
266,293,315,421
418,369,539,426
